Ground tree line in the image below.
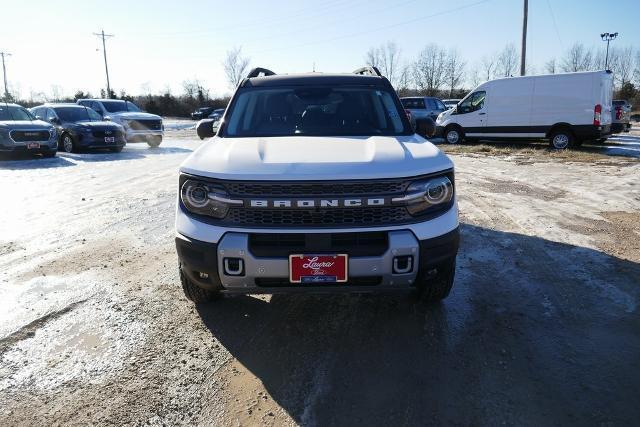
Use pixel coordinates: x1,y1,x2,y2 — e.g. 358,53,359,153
365,41,640,106
6,42,639,117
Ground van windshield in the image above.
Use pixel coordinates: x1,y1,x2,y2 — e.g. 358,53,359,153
223,86,412,137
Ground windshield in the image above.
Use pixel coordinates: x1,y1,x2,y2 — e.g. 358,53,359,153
223,86,411,137
55,107,102,122
101,100,142,113
0,105,34,121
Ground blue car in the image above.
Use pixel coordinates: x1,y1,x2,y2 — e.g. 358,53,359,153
31,104,126,153
0,103,57,157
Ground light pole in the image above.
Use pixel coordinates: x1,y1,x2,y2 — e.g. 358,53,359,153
600,32,618,70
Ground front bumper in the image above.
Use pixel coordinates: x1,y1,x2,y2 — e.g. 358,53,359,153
176,228,459,295
0,143,57,154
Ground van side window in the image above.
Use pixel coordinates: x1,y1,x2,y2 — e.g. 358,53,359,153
457,91,486,114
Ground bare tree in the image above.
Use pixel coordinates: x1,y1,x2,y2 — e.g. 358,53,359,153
380,42,402,87
50,85,63,102
223,47,250,89
612,46,634,86
467,66,482,88
634,51,640,86
544,58,557,74
561,43,593,72
496,44,518,77
396,63,412,92
413,44,447,96
364,47,381,69
444,48,465,96
480,54,497,81
365,42,402,86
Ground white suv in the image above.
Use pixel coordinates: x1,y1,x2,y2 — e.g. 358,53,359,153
175,67,459,303
77,99,163,147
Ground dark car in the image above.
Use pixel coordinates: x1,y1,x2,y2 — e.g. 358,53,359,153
0,103,58,158
191,107,216,120
207,108,225,120
400,96,448,127
31,104,126,153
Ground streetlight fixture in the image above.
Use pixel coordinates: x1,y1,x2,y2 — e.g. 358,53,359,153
600,32,618,70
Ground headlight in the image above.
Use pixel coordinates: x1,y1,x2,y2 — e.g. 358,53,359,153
392,175,454,216
180,179,242,219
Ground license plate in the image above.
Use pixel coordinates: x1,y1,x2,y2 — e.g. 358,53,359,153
289,254,348,283
104,137,115,143
27,142,40,149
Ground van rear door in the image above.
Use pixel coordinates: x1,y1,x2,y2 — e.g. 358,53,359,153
599,72,614,126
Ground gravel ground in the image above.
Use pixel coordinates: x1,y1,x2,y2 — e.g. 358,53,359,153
0,131,639,425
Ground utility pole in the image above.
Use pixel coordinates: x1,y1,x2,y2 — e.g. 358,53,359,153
0,51,11,100
520,0,528,76
600,32,618,70
93,30,114,98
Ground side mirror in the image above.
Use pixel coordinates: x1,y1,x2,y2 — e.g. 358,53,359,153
415,117,436,138
103,116,112,121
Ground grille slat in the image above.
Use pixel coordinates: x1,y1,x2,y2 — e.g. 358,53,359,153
248,232,388,257
227,207,411,227
225,180,410,197
126,119,162,131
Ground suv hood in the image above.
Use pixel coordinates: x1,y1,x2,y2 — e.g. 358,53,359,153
108,112,161,120
0,120,52,130
180,135,454,180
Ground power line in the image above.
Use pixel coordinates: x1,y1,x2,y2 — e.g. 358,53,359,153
0,51,11,100
546,0,563,49
93,30,114,98
256,0,492,54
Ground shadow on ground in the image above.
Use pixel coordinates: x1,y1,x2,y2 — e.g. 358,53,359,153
197,223,640,425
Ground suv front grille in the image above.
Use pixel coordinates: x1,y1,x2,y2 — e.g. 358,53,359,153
10,130,50,142
181,172,454,228
227,206,412,227
92,130,123,138
126,119,162,131
224,179,410,196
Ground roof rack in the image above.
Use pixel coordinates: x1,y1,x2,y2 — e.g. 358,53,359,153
353,66,382,77
246,67,276,78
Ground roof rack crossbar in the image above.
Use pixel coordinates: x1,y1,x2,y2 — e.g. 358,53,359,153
353,66,382,77
246,67,276,79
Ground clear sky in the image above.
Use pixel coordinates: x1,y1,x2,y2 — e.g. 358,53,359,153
0,0,637,99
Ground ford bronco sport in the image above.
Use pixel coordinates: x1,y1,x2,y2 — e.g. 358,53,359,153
175,67,459,303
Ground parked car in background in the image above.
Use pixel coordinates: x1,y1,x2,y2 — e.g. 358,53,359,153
401,96,448,127
0,103,57,158
31,104,126,153
76,99,163,147
191,107,216,120
207,108,225,120
611,99,632,134
435,70,613,149
442,99,461,110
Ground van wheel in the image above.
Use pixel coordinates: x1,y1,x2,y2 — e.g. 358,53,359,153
444,127,462,144
549,129,574,149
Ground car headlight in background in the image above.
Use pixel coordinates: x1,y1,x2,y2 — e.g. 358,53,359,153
180,179,242,219
392,175,454,216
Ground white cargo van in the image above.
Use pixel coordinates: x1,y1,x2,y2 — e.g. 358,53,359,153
435,70,614,149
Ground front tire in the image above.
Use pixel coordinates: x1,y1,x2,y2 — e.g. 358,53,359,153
444,126,462,144
179,265,219,303
147,136,162,148
549,129,574,149
414,259,456,303
60,133,76,153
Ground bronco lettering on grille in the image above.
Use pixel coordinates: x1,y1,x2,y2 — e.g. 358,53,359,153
248,198,388,208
